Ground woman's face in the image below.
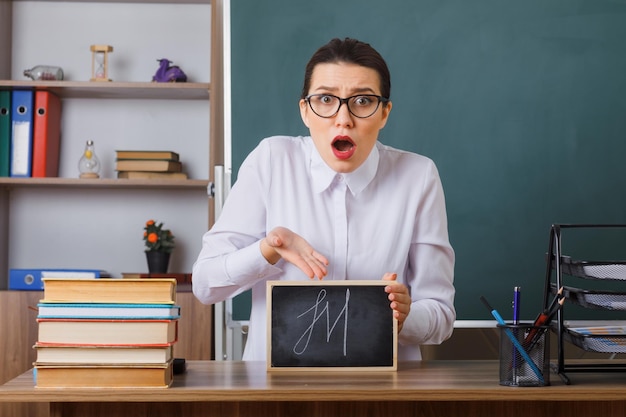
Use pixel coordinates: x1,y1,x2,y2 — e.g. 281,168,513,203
299,62,392,173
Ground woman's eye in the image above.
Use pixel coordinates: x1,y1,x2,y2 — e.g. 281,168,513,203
320,95,333,104
354,96,373,106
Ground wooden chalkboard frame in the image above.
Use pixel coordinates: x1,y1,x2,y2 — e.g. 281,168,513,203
266,280,397,371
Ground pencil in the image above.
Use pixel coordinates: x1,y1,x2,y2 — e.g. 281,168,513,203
547,286,564,314
547,297,566,321
526,297,566,351
523,288,564,348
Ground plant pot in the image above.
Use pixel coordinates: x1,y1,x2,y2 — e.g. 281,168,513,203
146,251,170,274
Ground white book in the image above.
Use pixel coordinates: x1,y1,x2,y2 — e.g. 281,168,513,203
34,344,174,365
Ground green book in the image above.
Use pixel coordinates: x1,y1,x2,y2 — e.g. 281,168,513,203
0,90,10,177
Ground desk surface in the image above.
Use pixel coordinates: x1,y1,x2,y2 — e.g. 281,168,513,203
1,360,626,403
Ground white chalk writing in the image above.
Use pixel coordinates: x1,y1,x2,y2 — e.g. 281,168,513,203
292,288,350,356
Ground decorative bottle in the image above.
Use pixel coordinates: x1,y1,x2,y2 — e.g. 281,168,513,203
23,65,64,81
78,140,101,179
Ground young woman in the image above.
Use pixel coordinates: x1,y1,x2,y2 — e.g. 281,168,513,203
193,38,455,361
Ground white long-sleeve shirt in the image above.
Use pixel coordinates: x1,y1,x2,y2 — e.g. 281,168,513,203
192,135,455,361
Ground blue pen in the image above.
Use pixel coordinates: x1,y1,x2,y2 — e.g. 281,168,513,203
512,287,521,372
480,296,544,384
513,287,521,324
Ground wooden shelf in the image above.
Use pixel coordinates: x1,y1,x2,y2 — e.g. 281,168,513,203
0,81,210,100
0,177,210,190
12,0,210,4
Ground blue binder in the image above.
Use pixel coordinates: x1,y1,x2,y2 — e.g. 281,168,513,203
10,90,34,177
9,268,105,291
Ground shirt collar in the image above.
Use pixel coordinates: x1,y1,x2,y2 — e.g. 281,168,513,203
309,139,379,196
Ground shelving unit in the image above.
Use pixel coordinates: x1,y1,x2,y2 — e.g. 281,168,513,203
0,80,210,100
0,3,225,416
0,177,209,189
543,224,626,384
0,0,226,286
0,6,228,417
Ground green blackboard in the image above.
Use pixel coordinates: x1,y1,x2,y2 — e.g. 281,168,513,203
231,0,626,321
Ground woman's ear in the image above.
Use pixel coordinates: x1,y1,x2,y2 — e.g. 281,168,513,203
378,100,392,129
299,99,310,128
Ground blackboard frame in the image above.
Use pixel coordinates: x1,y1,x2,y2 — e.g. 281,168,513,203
266,280,397,371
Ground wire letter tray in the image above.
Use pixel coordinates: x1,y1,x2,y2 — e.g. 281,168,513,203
564,325,626,353
559,256,626,281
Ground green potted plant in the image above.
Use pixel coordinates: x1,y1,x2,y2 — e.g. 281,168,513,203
143,219,175,273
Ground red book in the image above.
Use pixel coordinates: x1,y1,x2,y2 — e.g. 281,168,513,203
32,91,61,177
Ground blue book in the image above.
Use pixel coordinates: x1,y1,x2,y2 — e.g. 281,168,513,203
36,303,181,319
10,90,34,177
9,268,106,291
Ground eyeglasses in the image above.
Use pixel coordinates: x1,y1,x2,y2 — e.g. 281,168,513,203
304,94,389,119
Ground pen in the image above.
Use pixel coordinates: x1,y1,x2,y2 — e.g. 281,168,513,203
512,287,521,372
480,296,544,384
513,287,521,324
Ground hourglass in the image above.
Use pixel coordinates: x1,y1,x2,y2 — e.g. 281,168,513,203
90,45,113,82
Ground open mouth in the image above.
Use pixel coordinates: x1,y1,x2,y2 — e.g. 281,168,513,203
331,136,356,160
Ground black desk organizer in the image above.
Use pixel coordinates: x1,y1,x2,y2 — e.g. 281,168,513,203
543,224,626,384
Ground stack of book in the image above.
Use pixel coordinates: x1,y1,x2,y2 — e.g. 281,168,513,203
115,150,187,179
33,278,179,388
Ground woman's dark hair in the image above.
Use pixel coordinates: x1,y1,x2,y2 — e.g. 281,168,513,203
300,38,391,100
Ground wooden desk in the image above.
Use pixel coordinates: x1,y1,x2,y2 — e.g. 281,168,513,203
1,360,626,417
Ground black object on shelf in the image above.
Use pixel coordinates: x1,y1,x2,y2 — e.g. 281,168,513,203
173,358,187,375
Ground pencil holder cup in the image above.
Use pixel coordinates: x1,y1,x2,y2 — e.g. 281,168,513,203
498,322,550,387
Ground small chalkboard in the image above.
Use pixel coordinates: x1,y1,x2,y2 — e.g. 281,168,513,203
266,280,397,371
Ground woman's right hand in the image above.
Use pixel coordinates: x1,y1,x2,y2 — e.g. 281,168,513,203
261,227,329,279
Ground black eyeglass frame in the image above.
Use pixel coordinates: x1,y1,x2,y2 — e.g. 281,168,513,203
304,94,390,119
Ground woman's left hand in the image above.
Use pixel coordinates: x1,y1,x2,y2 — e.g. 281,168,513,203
383,272,411,333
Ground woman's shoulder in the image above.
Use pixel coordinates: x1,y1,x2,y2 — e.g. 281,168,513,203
376,141,436,169
258,135,311,151
242,135,311,169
